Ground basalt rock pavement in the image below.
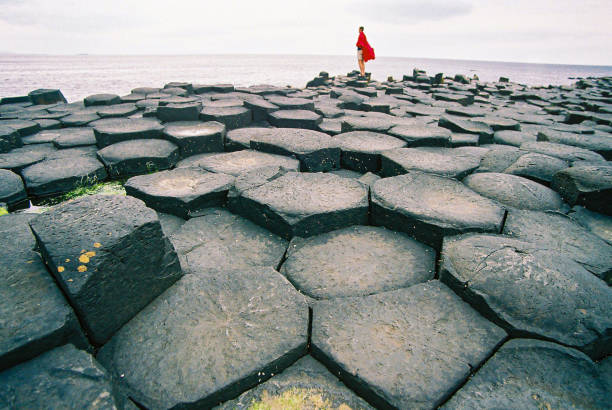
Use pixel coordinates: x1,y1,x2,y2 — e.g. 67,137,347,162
1,72,611,408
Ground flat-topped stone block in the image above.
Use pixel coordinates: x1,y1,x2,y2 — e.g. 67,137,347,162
60,113,100,127
551,164,612,215
567,205,612,245
463,172,564,211
0,345,122,409
225,127,276,151
442,339,610,409
311,281,506,409
52,127,96,148
493,130,537,147
163,121,225,157
538,129,612,160
520,141,605,164
0,169,27,210
268,109,322,130
249,128,340,172
178,150,299,176
97,268,308,409
125,167,235,218
29,194,183,344
340,115,395,133
169,208,287,274
28,88,67,105
96,103,139,118
265,96,315,111
380,147,481,179
439,115,494,142
0,119,40,136
372,171,505,250
281,225,435,299
0,145,51,173
157,102,202,122
504,152,568,185
22,156,107,197
84,93,121,107
476,145,523,173
0,214,86,371
441,234,612,358
92,117,165,148
388,125,452,147
332,131,406,173
216,355,374,409
0,125,21,153
97,138,179,178
199,106,252,130
503,209,612,284
230,172,369,239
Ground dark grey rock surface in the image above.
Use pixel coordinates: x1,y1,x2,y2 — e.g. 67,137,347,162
372,171,505,250
60,112,100,127
96,103,139,118
97,268,308,409
215,355,374,409
476,145,522,173
281,225,435,299
268,109,322,130
199,106,252,130
28,88,67,105
312,281,506,409
249,128,340,172
442,339,610,409
157,102,202,122
169,207,287,274
332,131,406,173
0,119,40,137
92,118,165,148
504,152,569,184
520,141,605,163
125,168,235,218
97,138,179,178
177,150,300,176
503,209,612,284
440,233,612,358
439,115,494,142
0,125,21,153
463,172,564,210
538,129,612,160
567,205,612,245
0,345,122,409
388,124,452,147
162,121,225,157
52,127,97,148
84,93,121,107
29,194,183,344
0,214,86,371
0,169,27,209
265,96,315,111
230,172,369,239
380,147,482,178
225,127,276,151
551,164,612,215
22,156,107,197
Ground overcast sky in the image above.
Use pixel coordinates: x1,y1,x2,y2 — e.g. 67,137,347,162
1,0,610,65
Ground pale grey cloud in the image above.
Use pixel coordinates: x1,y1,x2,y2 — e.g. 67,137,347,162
350,0,473,23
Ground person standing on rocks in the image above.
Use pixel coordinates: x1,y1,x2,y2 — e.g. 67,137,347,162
356,26,375,78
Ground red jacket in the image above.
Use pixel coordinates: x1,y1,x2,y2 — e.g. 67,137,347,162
356,32,375,62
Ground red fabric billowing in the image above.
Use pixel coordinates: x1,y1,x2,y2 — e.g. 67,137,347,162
356,32,375,62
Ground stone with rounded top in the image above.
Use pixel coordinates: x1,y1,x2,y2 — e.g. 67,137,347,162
97,138,179,178
163,120,225,157
92,117,165,148
0,169,27,209
199,106,252,130
178,150,300,176
332,131,406,172
268,109,322,130
388,125,452,147
380,147,481,179
551,164,612,215
225,126,276,151
84,93,121,107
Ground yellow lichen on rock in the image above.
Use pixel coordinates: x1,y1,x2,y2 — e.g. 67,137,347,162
93,242,102,248
57,266,65,273
248,387,346,410
79,254,90,263
77,265,87,272
85,251,96,258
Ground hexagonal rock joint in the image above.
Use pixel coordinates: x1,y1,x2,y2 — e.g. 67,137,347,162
29,194,183,345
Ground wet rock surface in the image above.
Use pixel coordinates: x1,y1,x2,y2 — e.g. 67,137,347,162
281,225,435,299
29,194,183,344
312,281,506,409
442,339,610,409
372,171,505,249
125,167,235,218
441,234,612,358
0,345,122,409
98,268,308,409
231,172,369,239
169,208,287,274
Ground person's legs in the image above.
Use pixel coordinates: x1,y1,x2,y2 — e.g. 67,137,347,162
357,49,365,77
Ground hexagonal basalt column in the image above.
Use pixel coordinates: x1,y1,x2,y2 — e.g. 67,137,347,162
0,214,86,371
268,109,322,130
97,268,308,409
29,194,183,344
442,340,610,409
371,171,505,250
332,131,406,173
169,208,288,275
0,345,123,409
125,168,235,218
231,172,369,239
380,147,481,179
0,169,27,210
216,356,374,409
249,128,340,172
162,121,225,157
97,139,179,178
440,234,612,359
92,118,165,148
177,150,300,176
311,281,506,409
280,225,435,299
551,164,612,215
199,106,252,130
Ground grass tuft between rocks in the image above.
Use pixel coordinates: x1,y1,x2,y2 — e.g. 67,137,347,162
35,179,127,207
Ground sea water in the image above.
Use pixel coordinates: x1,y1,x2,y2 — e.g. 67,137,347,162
1,54,611,103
